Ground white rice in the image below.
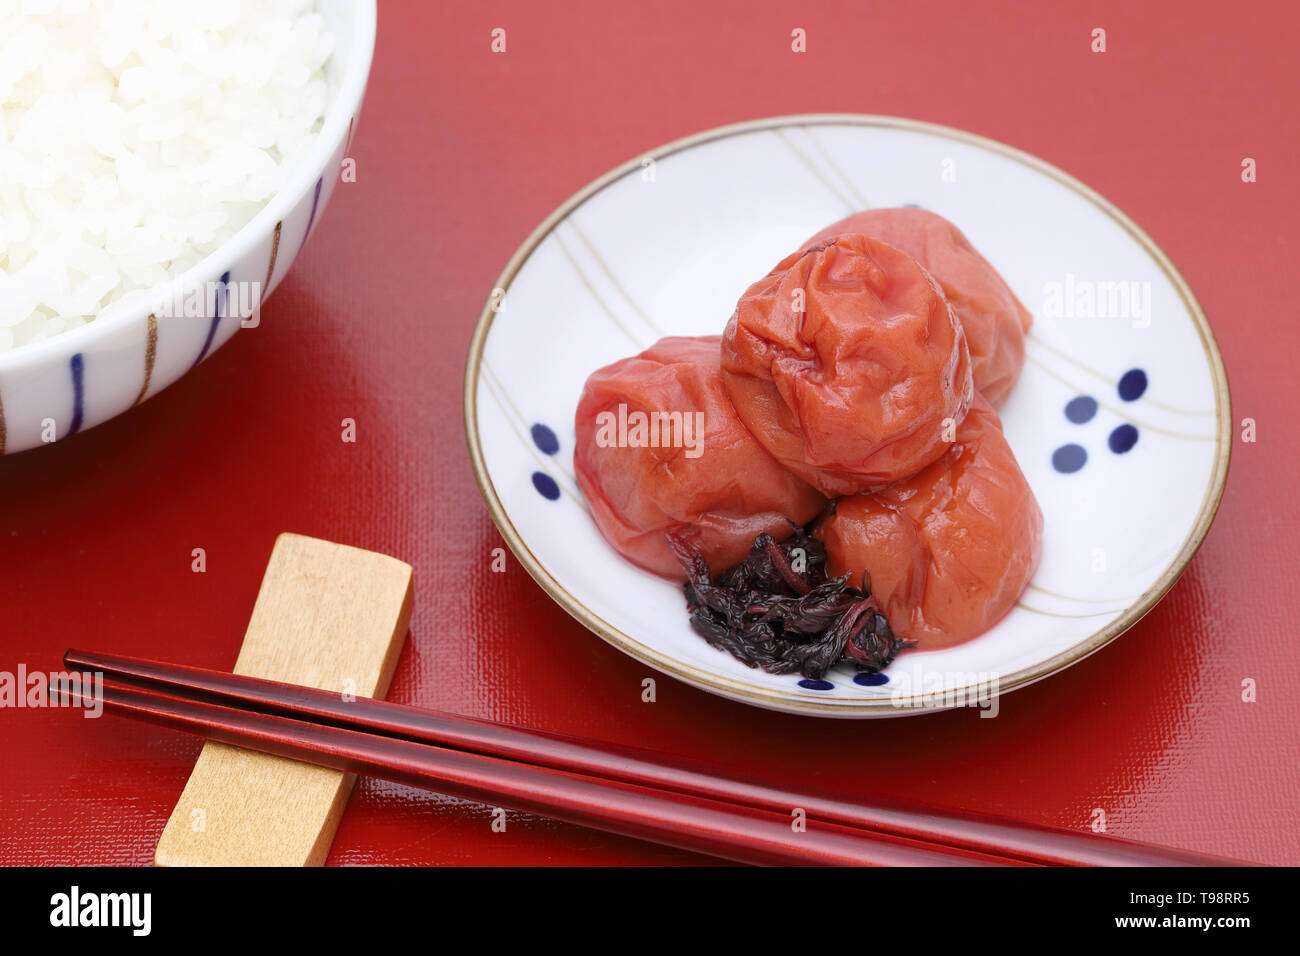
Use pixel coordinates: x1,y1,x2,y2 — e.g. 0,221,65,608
0,0,334,351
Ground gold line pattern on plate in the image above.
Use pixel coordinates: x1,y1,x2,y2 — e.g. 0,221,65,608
1016,601,1128,619
479,358,530,436
802,127,872,209
1027,582,1140,606
1027,333,1216,418
772,128,858,212
566,218,667,338
463,114,1232,716
552,230,646,349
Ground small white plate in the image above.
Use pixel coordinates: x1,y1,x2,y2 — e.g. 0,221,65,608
464,114,1230,717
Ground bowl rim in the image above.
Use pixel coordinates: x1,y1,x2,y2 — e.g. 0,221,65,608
0,0,378,373
462,112,1233,718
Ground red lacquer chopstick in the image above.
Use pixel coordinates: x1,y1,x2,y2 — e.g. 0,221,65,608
52,674,1014,867
63,648,1242,866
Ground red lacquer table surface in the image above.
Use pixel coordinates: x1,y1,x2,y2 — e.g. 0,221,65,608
2,0,1297,866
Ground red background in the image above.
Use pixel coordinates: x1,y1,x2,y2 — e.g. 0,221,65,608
1,0,1296,865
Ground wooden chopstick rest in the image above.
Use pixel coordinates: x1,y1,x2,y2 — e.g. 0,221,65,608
153,533,413,867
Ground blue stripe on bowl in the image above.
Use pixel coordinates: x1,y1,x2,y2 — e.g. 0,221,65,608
68,353,85,436
300,177,324,255
190,271,231,369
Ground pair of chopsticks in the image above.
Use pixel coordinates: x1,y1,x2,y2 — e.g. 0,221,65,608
55,648,1239,866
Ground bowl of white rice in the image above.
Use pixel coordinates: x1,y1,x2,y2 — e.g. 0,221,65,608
0,0,375,454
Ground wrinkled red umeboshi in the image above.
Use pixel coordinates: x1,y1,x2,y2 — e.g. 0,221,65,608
803,208,1032,407
721,234,973,496
819,396,1042,649
575,335,825,578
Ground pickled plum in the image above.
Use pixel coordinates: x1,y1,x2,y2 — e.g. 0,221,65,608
574,335,825,579
720,234,973,496
803,208,1032,406
819,396,1042,649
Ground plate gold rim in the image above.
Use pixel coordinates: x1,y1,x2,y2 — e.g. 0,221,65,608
462,113,1232,718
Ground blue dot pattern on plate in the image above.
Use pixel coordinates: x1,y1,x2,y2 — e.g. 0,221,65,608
1118,369,1148,401
1052,443,1088,474
1065,396,1097,424
797,678,835,691
531,472,560,501
853,671,890,686
531,423,560,455
1108,424,1139,453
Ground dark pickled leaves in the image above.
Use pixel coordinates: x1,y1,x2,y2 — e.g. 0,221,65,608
667,528,915,680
